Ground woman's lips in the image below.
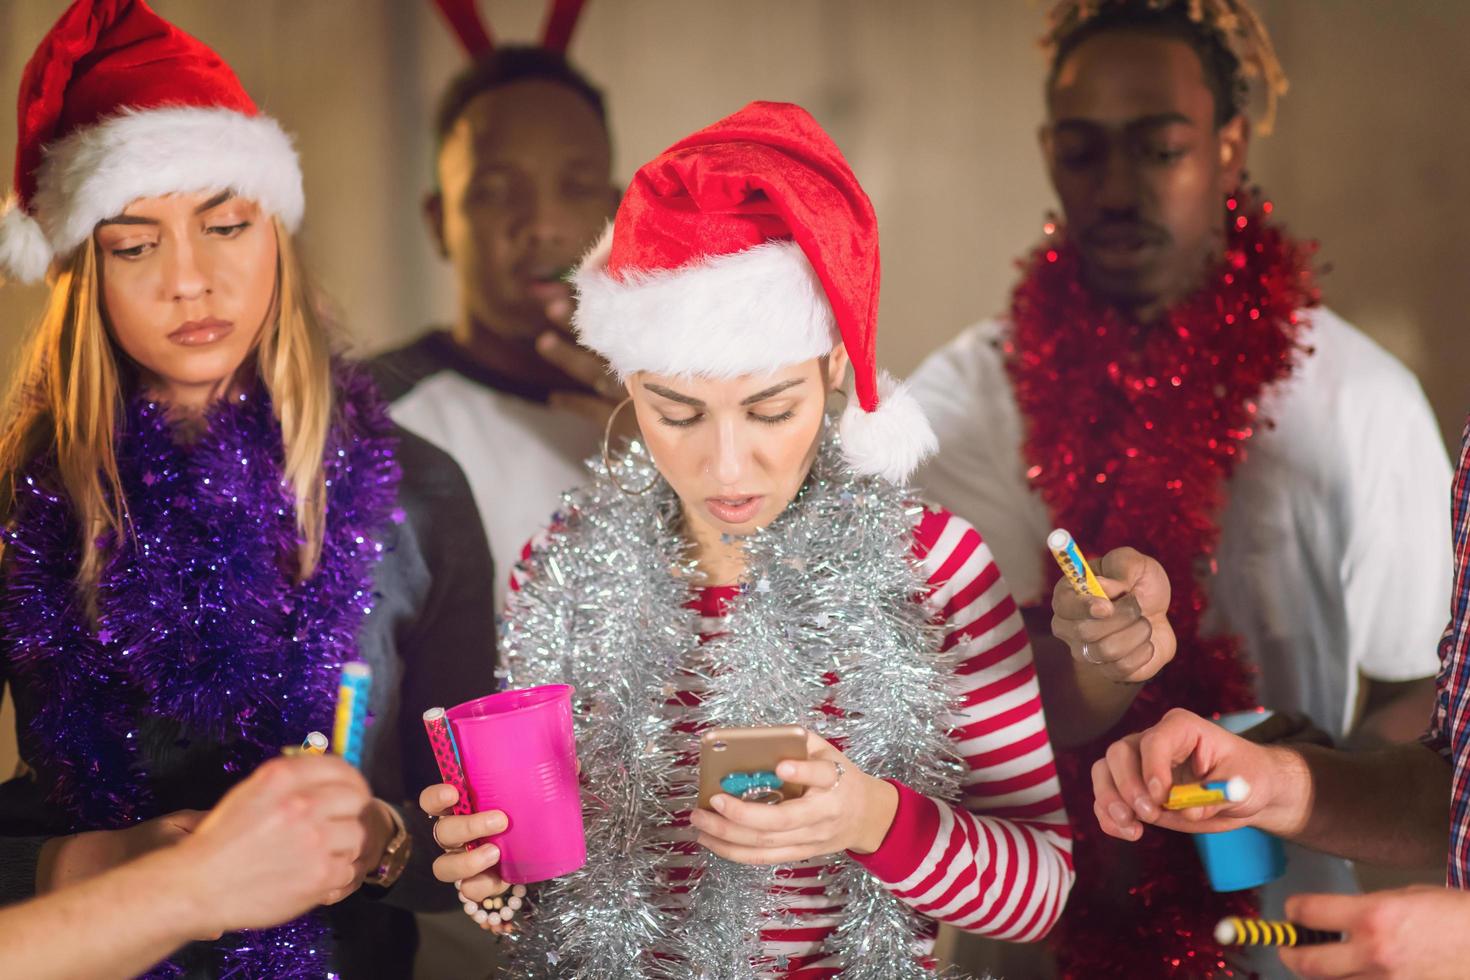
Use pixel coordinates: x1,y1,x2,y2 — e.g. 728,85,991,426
168,318,234,347
704,495,764,524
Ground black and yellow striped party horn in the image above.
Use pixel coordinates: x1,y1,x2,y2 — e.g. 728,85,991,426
1214,916,1343,947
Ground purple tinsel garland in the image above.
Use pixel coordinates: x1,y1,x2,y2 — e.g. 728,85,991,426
0,366,400,978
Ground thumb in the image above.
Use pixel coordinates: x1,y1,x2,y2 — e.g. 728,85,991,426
1098,547,1150,588
805,730,836,759
1100,547,1170,608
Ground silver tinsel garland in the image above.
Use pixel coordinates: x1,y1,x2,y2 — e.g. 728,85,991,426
503,428,975,978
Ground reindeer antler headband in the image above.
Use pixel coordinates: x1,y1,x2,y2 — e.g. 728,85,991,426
431,0,588,57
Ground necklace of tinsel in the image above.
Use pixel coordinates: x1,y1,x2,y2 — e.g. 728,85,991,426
1005,191,1319,980
0,366,399,979
502,427,975,979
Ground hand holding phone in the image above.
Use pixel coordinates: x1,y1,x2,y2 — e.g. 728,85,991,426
697,725,809,811
689,727,900,866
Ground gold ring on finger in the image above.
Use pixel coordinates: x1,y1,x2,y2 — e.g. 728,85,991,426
431,816,461,852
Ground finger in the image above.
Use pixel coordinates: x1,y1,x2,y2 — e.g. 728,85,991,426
548,390,618,425
536,332,619,397
696,832,823,866
774,758,843,791
317,817,368,858
706,791,826,832
296,783,376,823
1091,759,1143,841
167,809,209,833
433,843,502,884
1285,892,1369,932
320,863,365,905
1104,737,1160,822
1137,711,1211,808
418,783,459,818
458,870,512,904
1100,642,1157,683
1067,595,1147,645
1052,577,1114,624
1113,641,1169,684
1278,938,1369,979
287,753,372,784
1086,617,1154,665
434,810,508,849
544,296,572,328
689,806,826,850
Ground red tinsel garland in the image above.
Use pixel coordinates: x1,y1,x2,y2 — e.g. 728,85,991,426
1005,193,1320,979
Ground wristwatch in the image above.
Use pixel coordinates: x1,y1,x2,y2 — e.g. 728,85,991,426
364,802,413,889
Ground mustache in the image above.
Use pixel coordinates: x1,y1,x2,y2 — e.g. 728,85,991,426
1080,217,1171,247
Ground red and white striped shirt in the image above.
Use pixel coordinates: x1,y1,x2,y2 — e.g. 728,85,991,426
512,506,1073,975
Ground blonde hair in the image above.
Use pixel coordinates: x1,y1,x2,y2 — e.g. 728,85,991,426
0,216,334,612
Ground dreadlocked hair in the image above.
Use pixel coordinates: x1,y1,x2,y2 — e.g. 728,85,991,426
1041,0,1288,134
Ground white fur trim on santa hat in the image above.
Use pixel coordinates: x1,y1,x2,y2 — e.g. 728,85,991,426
0,196,53,284
30,106,304,263
839,371,937,484
572,226,840,380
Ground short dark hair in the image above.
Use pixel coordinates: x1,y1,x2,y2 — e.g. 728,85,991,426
433,45,609,147
1046,3,1245,128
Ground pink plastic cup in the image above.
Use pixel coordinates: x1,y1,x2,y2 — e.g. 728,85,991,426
444,684,586,883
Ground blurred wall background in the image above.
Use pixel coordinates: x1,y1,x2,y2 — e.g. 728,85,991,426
1,0,1466,871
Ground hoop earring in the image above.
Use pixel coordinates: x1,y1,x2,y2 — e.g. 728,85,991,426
602,397,660,496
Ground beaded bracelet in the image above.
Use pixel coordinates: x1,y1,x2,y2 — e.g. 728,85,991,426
456,881,528,931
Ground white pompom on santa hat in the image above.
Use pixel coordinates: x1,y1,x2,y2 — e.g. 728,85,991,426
572,100,936,484
0,0,304,285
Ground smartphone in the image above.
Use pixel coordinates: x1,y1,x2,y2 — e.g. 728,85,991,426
696,724,809,811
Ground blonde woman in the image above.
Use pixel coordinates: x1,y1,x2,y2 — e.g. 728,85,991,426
0,3,493,978
420,102,1075,977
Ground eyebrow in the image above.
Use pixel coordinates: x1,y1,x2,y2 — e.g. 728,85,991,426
468,157,605,177
96,190,237,228
643,378,805,408
1051,112,1196,134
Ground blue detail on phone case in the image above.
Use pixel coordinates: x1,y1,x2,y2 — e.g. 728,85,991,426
721,770,783,797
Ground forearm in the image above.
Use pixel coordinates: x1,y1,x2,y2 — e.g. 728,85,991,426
0,846,201,980
1347,676,1438,749
1268,741,1450,868
848,781,1075,941
1027,612,1139,747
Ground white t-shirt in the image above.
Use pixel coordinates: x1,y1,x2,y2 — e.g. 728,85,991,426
910,307,1451,930
375,338,600,612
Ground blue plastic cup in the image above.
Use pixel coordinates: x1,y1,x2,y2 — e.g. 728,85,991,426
1190,709,1287,892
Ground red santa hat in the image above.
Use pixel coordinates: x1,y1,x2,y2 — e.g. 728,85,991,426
0,0,304,284
573,101,936,484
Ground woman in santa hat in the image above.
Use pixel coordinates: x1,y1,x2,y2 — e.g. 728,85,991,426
0,2,495,977
421,101,1076,977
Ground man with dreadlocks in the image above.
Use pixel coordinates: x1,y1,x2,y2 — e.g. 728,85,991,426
911,1,1450,976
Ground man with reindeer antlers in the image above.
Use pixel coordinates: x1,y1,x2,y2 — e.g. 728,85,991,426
373,0,623,612
371,3,621,973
